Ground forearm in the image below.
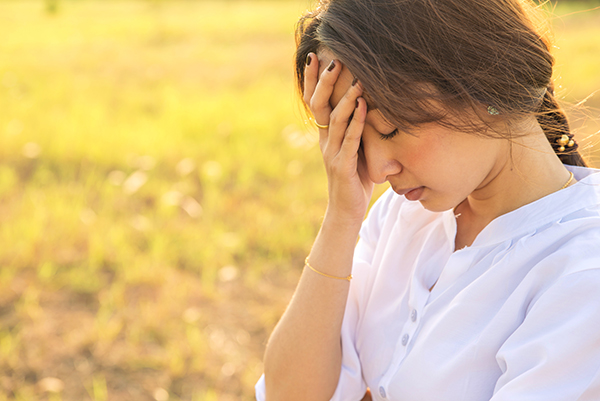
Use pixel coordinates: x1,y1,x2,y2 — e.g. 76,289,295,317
263,52,372,401
263,212,362,401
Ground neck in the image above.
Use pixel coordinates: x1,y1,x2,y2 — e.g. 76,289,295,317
454,120,573,250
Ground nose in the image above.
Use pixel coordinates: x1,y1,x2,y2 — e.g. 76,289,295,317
362,139,402,184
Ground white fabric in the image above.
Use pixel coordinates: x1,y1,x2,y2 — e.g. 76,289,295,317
256,165,600,401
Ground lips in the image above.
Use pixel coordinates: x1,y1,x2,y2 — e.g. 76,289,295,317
393,186,424,201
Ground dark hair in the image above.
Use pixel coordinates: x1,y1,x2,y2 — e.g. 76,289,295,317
294,0,587,166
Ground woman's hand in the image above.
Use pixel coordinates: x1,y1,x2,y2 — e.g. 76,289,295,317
263,55,372,400
304,53,375,223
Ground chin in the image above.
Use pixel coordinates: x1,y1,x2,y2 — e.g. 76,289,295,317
418,198,456,213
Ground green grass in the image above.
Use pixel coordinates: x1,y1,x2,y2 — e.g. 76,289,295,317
545,1,600,164
0,0,598,400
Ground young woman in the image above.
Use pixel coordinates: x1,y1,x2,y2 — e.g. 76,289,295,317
256,0,600,400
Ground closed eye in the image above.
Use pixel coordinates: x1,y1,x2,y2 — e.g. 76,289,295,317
379,129,399,141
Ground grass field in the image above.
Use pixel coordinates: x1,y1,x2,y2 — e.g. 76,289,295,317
0,1,599,400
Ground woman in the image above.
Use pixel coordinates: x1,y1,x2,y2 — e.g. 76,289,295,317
256,0,600,400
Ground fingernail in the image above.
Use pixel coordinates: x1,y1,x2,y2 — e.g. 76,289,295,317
305,54,312,66
352,77,358,86
327,60,336,72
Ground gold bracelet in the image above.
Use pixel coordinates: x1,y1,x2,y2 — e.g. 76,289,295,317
305,257,352,281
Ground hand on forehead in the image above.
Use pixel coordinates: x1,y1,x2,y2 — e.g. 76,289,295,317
317,49,356,109
316,48,396,132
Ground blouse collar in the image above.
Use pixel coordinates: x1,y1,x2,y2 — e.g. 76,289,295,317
442,166,600,249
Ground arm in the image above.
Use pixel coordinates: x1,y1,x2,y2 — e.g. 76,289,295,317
263,216,361,401
262,54,372,401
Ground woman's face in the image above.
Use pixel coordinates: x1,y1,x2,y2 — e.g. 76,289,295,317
317,50,510,212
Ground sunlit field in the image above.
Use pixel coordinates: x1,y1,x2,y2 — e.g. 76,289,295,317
0,0,599,400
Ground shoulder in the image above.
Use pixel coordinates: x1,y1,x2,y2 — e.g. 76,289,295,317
539,201,600,270
514,212,600,310
508,165,600,275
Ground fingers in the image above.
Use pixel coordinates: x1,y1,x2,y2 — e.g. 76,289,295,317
356,136,371,188
303,53,365,166
303,54,342,128
312,59,341,115
303,53,318,105
337,97,366,159
326,79,363,151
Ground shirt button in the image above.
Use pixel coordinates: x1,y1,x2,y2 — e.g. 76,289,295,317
379,386,387,398
411,309,417,322
402,334,409,346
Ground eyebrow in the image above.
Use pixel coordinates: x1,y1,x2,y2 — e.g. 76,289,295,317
370,109,395,128
362,110,396,135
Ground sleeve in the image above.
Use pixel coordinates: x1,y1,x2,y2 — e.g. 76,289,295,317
491,269,600,401
255,189,397,401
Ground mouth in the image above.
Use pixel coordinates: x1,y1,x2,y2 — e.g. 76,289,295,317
393,186,425,201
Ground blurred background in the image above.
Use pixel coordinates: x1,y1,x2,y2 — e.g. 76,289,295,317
0,0,598,400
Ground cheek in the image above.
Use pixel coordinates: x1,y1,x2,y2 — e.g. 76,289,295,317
400,137,447,172
401,135,477,192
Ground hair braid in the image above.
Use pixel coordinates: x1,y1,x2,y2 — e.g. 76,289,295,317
537,83,586,166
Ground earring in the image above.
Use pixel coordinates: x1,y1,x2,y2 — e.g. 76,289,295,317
487,105,500,115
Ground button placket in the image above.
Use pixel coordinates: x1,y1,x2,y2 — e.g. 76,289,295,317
378,258,434,399
401,333,409,346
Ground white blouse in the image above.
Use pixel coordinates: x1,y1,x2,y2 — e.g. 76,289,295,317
256,165,600,401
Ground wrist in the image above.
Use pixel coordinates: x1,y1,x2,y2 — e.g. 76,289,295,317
325,193,369,224
322,208,364,232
